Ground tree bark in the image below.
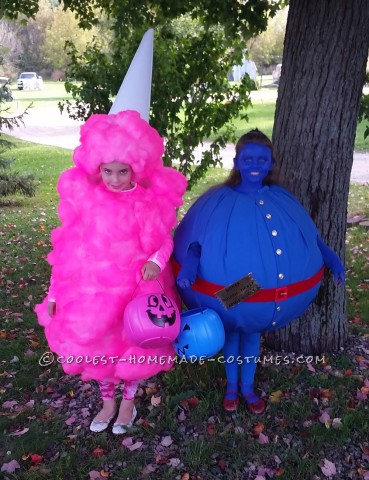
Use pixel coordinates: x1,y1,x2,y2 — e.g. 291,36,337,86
266,0,369,354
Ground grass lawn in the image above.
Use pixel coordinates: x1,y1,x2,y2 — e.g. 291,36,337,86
0,135,369,479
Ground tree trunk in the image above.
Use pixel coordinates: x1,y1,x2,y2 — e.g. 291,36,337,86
266,0,369,354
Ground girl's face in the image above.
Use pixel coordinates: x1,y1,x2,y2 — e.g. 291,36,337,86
100,161,133,192
234,143,272,185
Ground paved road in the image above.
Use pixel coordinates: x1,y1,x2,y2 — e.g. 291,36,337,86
5,107,369,184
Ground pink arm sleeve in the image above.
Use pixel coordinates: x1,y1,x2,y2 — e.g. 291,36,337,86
147,235,173,271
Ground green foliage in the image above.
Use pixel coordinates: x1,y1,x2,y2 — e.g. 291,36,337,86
59,1,282,188
0,0,39,20
0,156,36,197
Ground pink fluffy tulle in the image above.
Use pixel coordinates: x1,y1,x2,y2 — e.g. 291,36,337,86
35,111,187,382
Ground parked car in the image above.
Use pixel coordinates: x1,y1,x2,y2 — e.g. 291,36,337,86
17,72,43,90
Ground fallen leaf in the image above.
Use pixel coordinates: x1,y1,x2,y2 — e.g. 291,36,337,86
269,390,283,403
126,441,143,451
142,464,157,474
1,460,21,473
145,386,157,396
9,427,29,436
252,422,265,436
332,418,343,429
151,395,162,407
319,411,331,428
309,388,321,399
91,448,105,457
89,470,102,480
207,424,217,435
186,396,200,409
177,410,187,422
306,363,316,373
258,432,269,444
320,459,337,477
30,454,43,465
356,388,368,402
100,470,110,478
122,437,133,447
275,467,285,477
2,400,18,410
360,444,369,455
161,435,173,447
320,389,333,399
303,420,313,428
181,474,190,480
218,459,226,471
65,416,76,426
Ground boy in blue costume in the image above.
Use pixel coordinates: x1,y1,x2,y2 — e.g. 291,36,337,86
173,129,344,414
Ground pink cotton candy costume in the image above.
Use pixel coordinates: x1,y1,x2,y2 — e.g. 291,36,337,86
35,110,187,383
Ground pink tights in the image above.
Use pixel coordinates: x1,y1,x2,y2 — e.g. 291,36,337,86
98,380,140,401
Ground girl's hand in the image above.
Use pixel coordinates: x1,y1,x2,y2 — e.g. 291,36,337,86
48,301,56,317
141,261,161,281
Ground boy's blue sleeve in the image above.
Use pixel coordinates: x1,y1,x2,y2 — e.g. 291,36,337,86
317,235,345,284
176,242,202,289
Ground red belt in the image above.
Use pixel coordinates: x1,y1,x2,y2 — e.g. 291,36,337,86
172,258,324,303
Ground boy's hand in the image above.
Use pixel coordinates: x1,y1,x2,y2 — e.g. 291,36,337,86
141,261,161,281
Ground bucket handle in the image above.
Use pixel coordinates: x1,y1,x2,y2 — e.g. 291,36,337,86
130,277,166,300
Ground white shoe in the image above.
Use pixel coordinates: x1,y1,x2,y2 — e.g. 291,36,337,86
90,410,116,433
112,406,137,435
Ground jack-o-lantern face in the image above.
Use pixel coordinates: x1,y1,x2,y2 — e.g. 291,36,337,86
173,308,225,360
147,294,177,327
124,292,180,348
175,323,191,357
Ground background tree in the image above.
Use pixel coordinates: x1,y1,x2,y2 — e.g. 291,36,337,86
41,5,97,74
247,7,287,80
1,0,100,79
0,0,39,20
59,0,280,188
265,0,369,354
0,19,23,77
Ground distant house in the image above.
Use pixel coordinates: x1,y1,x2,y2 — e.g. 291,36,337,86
231,58,258,81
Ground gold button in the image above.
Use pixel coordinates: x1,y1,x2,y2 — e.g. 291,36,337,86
266,214,272,219
272,230,278,236
276,249,282,255
279,273,284,279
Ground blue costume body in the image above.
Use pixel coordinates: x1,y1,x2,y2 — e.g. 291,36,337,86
173,184,324,334
173,136,344,413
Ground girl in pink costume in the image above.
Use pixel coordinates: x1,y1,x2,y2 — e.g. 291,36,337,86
35,110,187,434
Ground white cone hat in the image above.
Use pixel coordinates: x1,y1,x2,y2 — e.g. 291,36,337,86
109,29,154,122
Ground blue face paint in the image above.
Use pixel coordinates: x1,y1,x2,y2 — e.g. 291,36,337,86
233,143,273,193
